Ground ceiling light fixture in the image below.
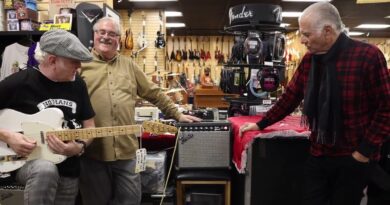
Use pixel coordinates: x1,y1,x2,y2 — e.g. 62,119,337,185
165,11,183,17
282,0,331,2
280,23,291,27
355,24,390,29
166,23,186,28
385,15,390,18
129,0,178,2
348,31,365,36
282,12,302,18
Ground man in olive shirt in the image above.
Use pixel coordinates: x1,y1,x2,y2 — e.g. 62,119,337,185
79,17,200,205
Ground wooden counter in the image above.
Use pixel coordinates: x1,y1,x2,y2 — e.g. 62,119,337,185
194,85,238,108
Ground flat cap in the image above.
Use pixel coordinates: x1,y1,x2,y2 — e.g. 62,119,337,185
40,29,92,62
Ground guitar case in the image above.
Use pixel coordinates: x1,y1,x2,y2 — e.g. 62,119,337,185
75,3,103,50
228,4,282,26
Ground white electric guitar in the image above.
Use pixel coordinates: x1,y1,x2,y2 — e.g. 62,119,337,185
0,108,177,173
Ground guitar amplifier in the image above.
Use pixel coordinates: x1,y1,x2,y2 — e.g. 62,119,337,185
176,121,231,169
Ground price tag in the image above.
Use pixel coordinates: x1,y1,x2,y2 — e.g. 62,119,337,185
262,99,272,105
135,148,147,173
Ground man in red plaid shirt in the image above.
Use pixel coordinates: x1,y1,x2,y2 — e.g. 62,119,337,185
240,2,390,205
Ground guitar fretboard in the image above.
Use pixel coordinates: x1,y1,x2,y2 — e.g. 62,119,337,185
47,125,141,141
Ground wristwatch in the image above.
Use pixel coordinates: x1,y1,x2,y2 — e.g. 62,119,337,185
75,140,87,156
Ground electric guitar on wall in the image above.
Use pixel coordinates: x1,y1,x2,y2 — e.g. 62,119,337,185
0,108,177,173
154,10,166,49
124,10,134,50
137,11,148,49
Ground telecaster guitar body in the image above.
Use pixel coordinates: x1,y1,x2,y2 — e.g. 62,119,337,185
0,108,177,173
0,108,65,172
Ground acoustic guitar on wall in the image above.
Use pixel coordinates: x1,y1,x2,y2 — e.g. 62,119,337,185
124,10,134,50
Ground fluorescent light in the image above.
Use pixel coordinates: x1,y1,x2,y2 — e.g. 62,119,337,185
282,0,331,2
348,31,365,36
165,11,182,17
166,23,185,28
282,12,302,18
129,0,177,2
280,23,290,27
355,24,390,29
385,16,390,18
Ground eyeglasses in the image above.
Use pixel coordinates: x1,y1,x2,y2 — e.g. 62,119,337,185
95,29,119,38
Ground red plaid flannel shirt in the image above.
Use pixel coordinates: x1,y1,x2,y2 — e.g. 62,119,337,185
262,37,390,160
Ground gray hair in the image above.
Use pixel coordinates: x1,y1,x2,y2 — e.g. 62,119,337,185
34,42,49,64
93,17,121,36
299,2,345,33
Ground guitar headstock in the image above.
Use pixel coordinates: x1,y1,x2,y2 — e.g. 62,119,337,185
142,121,178,135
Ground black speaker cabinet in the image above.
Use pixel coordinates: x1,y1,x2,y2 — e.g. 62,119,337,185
244,137,310,205
191,192,223,205
176,121,231,169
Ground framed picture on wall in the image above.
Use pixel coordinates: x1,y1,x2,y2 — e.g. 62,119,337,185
103,3,120,24
54,13,73,24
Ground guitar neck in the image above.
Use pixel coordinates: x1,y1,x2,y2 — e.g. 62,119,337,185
47,125,141,141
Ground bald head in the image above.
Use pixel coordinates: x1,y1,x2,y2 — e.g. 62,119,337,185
299,2,344,34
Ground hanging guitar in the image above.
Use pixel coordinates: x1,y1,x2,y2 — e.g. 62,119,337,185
137,11,148,49
205,37,211,61
200,37,206,60
188,37,194,60
170,37,176,61
218,36,225,65
124,10,134,50
194,37,200,60
215,37,220,61
175,37,182,62
0,108,177,173
155,10,166,49
182,37,188,60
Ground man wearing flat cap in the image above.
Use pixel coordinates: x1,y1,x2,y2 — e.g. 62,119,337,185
0,29,95,205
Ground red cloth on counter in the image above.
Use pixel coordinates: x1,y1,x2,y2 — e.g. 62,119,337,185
228,115,310,173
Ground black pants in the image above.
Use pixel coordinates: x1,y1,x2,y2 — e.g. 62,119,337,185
367,141,390,205
303,155,372,205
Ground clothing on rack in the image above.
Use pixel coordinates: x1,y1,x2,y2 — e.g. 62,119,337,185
0,43,29,81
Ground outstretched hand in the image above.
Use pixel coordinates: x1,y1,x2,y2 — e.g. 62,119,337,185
239,122,260,137
178,114,202,123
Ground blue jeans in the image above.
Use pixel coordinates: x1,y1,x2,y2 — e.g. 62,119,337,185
79,157,141,205
16,159,78,205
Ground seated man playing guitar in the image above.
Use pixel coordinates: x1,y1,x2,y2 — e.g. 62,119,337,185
0,29,95,205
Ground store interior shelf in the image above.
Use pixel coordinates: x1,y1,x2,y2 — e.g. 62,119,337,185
0,31,45,36
224,23,286,35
